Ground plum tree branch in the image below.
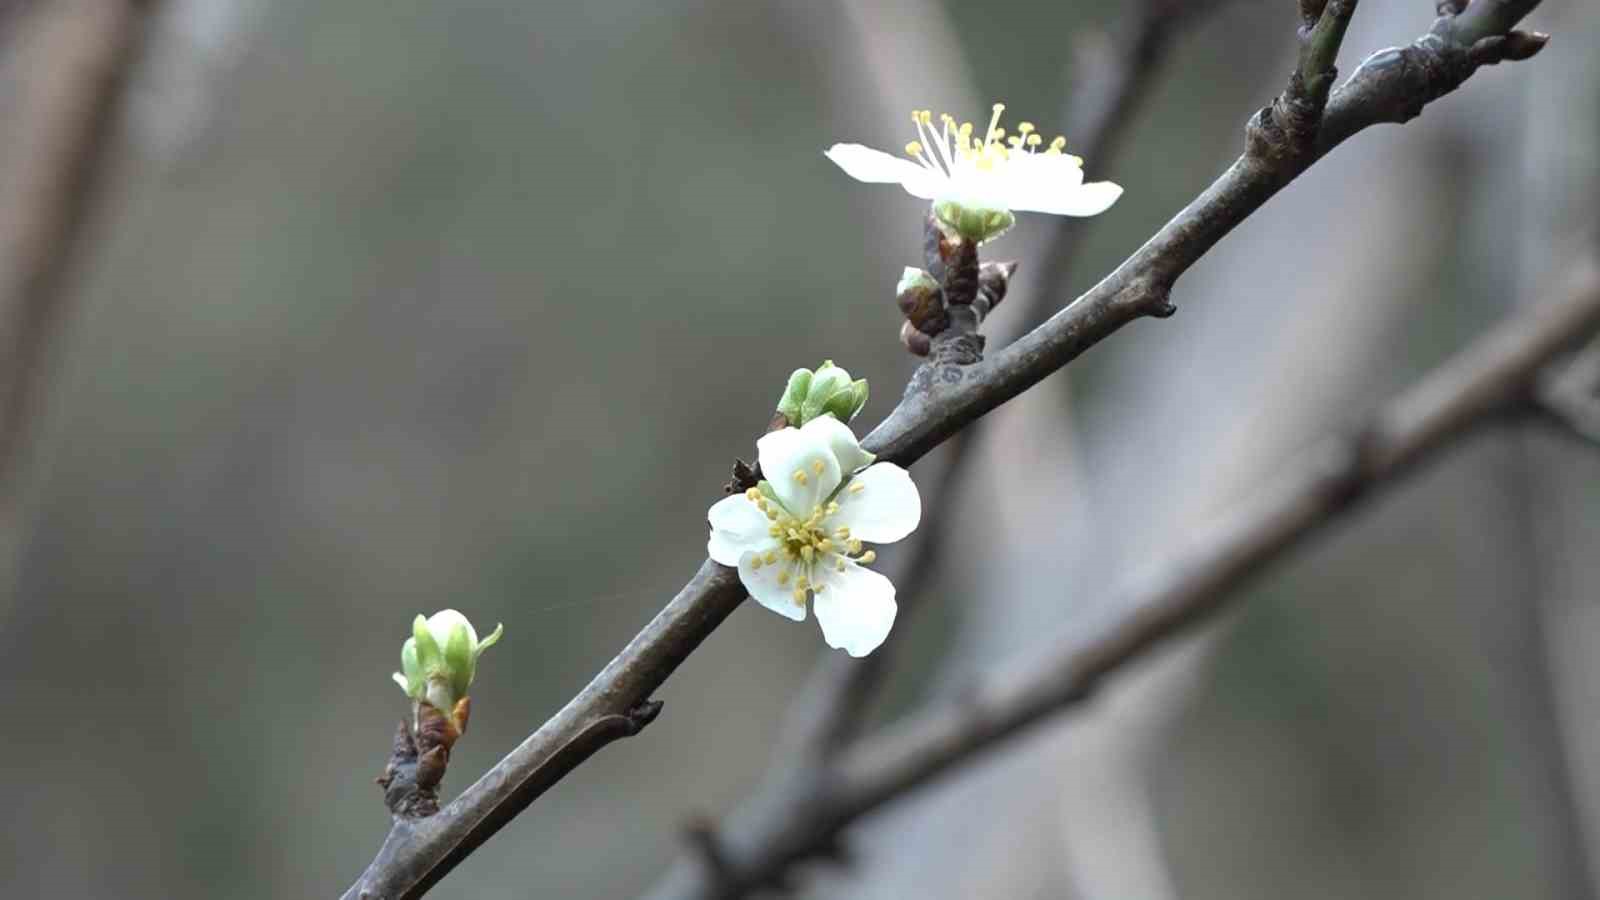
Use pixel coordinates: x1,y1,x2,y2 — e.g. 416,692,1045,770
660,1,1241,890
648,256,1600,899
341,2,1548,896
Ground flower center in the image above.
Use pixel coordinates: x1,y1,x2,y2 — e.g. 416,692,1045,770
901,102,1076,180
743,481,878,607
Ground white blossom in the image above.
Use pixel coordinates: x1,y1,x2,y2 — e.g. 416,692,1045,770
824,103,1121,242
708,417,921,657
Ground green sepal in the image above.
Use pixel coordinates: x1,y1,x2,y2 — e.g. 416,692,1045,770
776,368,812,422
412,614,442,680
443,620,475,700
475,622,504,659
933,200,1015,245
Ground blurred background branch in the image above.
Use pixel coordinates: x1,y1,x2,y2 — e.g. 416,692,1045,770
0,0,156,548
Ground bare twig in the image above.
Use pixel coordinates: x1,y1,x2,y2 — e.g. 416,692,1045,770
0,0,157,519
342,3,1548,897
642,258,1600,899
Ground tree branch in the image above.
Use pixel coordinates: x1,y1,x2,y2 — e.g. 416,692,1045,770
658,2,1243,887
341,3,1548,896
643,256,1600,900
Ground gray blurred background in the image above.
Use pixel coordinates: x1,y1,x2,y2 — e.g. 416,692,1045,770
1,0,1596,897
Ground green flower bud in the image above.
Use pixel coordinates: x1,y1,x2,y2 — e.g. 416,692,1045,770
775,361,870,427
393,609,504,715
933,200,1015,245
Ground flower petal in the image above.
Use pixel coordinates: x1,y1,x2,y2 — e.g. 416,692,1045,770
834,462,920,544
824,144,945,200
800,415,874,475
708,494,775,566
738,550,806,622
426,609,476,651
813,558,897,657
825,143,926,184
757,426,842,517
1016,179,1122,217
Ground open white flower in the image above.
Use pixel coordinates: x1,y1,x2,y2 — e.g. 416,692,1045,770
708,416,921,657
824,103,1122,243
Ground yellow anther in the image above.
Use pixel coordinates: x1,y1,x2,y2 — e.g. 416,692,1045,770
836,559,847,573
992,102,1005,113
940,112,955,125
817,538,834,553
778,569,791,586
1050,136,1067,150
1007,135,1023,148
849,482,866,494
768,525,782,538
848,539,863,555
792,588,807,606
812,459,825,475
764,549,778,565
960,121,973,135
835,526,851,540
905,140,923,158
793,469,808,486
801,545,815,563
812,583,824,593
749,556,763,571
766,508,779,521
744,487,761,501
1026,133,1042,147
826,501,841,515
858,550,877,565
795,574,809,590
1018,121,1035,134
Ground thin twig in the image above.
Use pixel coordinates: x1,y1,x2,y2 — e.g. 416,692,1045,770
0,0,157,520
342,3,1547,896
644,257,1600,899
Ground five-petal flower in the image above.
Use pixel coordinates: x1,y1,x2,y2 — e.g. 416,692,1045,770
825,103,1122,243
708,416,921,657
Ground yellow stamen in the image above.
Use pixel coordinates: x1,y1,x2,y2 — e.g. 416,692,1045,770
793,588,807,605
836,559,847,573
744,487,761,501
793,469,808,486
849,482,866,495
858,550,876,564
905,140,923,158
764,550,778,565
1018,121,1035,134
812,459,825,475
777,569,791,586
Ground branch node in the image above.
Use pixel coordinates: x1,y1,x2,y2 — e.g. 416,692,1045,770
626,698,665,734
